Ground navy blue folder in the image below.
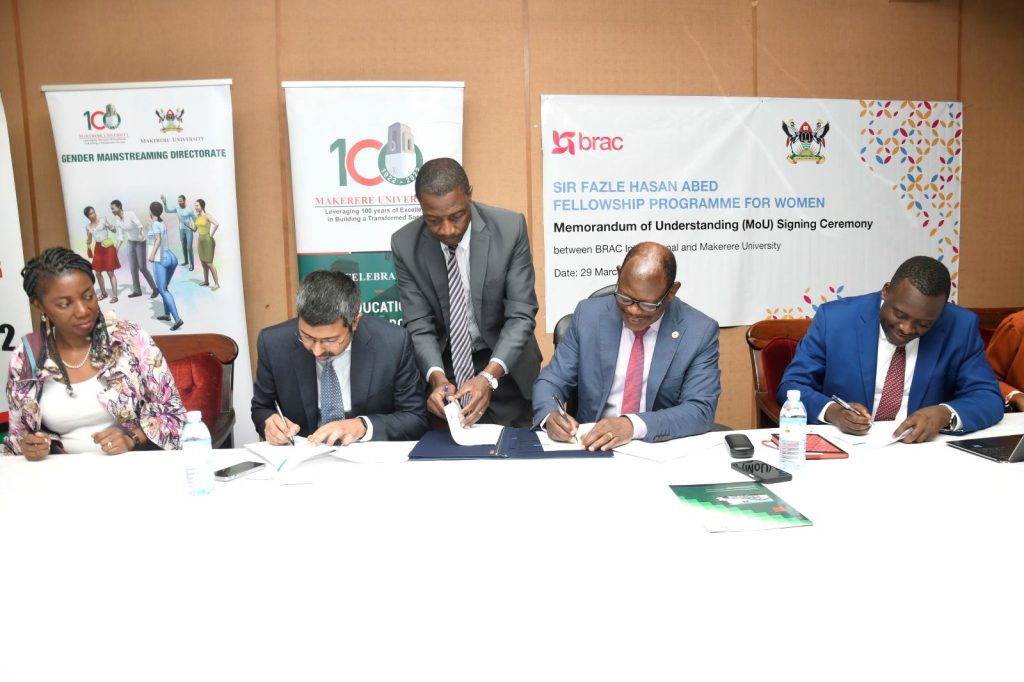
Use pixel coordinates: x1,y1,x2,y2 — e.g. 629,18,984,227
408,428,613,460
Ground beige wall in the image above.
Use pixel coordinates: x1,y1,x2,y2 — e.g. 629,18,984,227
2,0,1021,429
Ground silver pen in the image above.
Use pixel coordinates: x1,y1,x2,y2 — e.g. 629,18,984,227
274,400,296,446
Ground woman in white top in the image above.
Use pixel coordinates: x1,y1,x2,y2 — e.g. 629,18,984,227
4,247,186,458
83,205,121,302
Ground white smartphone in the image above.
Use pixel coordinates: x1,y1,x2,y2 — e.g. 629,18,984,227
214,461,266,481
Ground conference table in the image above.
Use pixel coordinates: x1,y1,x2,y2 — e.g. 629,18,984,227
2,415,1023,681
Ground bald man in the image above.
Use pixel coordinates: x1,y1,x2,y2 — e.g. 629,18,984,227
533,242,721,450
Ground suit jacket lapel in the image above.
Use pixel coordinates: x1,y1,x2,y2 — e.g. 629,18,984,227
420,225,450,331
468,203,489,326
909,305,948,413
291,340,319,431
646,300,681,408
597,298,621,411
857,295,880,405
349,323,372,415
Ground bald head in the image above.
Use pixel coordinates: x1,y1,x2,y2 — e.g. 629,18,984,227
615,242,680,331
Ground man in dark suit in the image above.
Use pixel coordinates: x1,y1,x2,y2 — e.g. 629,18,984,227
534,242,721,450
251,270,428,445
390,158,541,428
778,256,1003,442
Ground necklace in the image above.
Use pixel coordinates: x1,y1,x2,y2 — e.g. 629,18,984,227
62,348,91,369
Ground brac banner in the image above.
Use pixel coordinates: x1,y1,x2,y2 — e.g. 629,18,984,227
43,79,257,444
541,95,962,329
283,81,463,324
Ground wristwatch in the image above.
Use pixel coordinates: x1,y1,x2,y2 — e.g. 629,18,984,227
478,371,499,391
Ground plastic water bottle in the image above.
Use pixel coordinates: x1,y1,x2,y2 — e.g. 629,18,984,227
181,410,214,496
779,389,807,471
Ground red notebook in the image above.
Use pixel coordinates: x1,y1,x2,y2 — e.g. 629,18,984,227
770,433,849,459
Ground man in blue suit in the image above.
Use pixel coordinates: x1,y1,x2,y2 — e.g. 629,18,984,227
251,270,428,446
778,256,1003,443
534,242,721,450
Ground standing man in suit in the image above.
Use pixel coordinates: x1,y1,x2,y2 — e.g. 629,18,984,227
391,158,541,428
778,256,1003,442
251,270,428,445
534,242,721,450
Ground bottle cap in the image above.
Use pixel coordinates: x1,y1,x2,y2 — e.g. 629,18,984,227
787,389,801,401
186,410,202,423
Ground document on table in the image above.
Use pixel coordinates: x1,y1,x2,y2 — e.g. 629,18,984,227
614,430,725,462
244,436,338,472
444,401,504,445
535,423,595,451
831,424,912,450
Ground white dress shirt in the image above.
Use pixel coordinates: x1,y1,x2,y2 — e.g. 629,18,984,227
600,317,663,440
315,344,372,441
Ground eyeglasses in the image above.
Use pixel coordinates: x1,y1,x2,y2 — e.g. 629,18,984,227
614,285,672,313
296,329,350,349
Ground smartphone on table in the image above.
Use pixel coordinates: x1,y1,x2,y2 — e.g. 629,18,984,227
731,459,792,483
214,461,266,482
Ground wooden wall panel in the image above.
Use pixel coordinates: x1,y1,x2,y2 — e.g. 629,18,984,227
959,0,1024,307
1,0,1021,431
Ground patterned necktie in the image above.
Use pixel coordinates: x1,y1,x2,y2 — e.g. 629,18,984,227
320,359,345,426
446,245,474,405
620,327,649,415
875,345,906,421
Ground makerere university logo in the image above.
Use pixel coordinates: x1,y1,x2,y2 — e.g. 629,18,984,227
156,107,185,133
782,118,830,164
551,130,624,155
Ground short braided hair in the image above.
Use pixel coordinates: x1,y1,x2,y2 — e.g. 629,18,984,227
21,246,109,396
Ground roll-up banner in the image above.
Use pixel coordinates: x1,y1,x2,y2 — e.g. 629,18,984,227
541,96,962,329
42,79,257,444
0,94,33,427
283,81,464,324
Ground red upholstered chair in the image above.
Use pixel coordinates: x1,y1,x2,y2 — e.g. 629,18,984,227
746,319,812,428
151,333,238,448
967,307,1024,349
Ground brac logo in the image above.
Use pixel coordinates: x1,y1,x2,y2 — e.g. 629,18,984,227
551,130,624,155
330,122,424,187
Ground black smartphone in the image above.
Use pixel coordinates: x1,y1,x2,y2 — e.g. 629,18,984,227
214,461,266,481
724,434,754,458
731,459,792,483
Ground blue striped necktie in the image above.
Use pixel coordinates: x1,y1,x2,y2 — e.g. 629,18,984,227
446,245,474,406
319,359,345,426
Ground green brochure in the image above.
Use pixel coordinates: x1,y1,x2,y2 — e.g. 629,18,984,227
670,481,813,533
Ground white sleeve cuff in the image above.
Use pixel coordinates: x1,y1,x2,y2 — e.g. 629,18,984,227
426,367,446,383
358,416,373,442
940,403,962,432
624,413,647,440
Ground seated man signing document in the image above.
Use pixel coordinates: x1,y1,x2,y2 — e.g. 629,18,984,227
251,270,428,446
778,256,1003,443
533,242,721,450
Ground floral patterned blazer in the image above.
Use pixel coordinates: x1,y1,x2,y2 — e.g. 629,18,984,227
3,318,186,455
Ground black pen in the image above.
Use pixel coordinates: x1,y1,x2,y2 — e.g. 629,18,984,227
831,394,870,419
552,394,578,444
274,400,295,446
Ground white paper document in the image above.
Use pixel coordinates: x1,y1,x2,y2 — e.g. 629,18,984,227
831,424,912,450
244,436,338,472
614,431,726,463
535,423,596,451
443,401,505,445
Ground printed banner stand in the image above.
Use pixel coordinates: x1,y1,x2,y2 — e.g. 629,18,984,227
42,79,257,445
541,95,961,329
283,81,464,324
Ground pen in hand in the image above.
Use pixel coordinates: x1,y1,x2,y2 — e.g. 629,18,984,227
274,400,295,446
552,394,578,444
831,395,871,419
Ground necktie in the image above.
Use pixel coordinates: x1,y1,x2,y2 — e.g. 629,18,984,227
620,327,649,415
446,245,474,405
320,360,345,426
875,345,906,421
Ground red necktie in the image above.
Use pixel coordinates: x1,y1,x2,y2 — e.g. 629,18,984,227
875,345,906,421
620,327,649,415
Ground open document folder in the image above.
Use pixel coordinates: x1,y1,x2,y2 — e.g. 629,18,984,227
244,436,338,472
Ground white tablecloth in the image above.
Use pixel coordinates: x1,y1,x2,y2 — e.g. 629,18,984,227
2,415,1023,681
